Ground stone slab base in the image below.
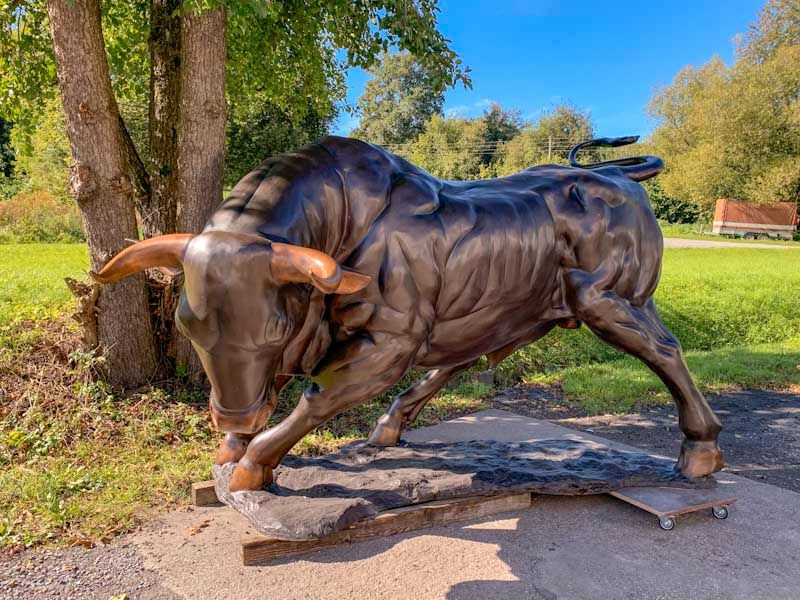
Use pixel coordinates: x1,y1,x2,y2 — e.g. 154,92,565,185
214,438,713,541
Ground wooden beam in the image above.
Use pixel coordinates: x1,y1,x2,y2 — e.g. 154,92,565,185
191,480,220,506
241,492,532,566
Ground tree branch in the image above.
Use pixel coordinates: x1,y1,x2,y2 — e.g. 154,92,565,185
118,113,151,222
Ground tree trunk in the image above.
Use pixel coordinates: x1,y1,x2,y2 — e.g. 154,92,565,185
173,5,228,376
46,0,158,388
133,0,184,381
146,0,182,238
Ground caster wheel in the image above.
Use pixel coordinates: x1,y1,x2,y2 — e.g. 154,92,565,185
658,516,676,531
712,506,729,520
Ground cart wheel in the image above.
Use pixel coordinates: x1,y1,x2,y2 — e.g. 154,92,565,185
711,506,729,520
658,516,676,531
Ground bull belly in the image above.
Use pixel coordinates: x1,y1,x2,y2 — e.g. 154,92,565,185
416,310,557,368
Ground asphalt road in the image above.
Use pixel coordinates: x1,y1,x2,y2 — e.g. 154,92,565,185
663,237,797,249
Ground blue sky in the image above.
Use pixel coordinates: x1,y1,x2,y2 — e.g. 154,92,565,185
334,0,765,137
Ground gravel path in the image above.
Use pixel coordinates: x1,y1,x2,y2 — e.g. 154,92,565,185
0,541,179,600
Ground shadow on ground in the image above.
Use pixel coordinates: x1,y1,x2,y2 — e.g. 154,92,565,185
496,388,800,493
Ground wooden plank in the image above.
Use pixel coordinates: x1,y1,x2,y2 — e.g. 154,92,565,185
610,487,737,518
192,480,220,506
241,493,532,566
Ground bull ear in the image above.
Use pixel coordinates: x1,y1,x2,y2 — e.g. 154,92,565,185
270,243,370,294
89,234,195,284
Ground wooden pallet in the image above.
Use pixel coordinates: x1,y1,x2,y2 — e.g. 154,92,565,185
240,493,532,566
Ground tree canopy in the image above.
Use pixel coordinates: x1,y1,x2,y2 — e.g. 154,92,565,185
1,0,470,387
496,104,593,175
350,51,450,145
385,101,592,180
650,0,800,209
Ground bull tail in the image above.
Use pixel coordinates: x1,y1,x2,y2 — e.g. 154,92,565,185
568,136,664,182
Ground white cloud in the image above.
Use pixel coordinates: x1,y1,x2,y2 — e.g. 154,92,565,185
443,97,497,119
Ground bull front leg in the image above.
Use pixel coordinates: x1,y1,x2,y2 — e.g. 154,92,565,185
368,361,477,446
228,333,419,492
214,375,293,465
564,267,723,479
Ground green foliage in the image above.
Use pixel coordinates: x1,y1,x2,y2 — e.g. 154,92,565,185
496,104,594,175
351,51,446,145
0,191,84,243
650,3,800,208
10,97,71,198
738,0,800,63
408,114,490,179
480,102,523,164
0,1,56,134
398,102,591,180
224,102,334,188
1,0,469,223
643,179,702,224
0,116,12,177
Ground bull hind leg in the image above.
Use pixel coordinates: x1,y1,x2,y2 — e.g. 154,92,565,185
564,268,723,479
368,362,476,447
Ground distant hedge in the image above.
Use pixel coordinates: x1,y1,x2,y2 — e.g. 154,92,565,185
0,191,84,243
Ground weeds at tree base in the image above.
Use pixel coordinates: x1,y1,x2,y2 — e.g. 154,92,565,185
0,317,491,551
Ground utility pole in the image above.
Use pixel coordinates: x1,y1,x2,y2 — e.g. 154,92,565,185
548,135,552,161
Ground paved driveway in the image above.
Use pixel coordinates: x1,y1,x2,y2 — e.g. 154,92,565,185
8,410,788,600
664,237,797,249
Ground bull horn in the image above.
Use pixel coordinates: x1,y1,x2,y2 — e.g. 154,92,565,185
270,243,371,294
90,233,196,284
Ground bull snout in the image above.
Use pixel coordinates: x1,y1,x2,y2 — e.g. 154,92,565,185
208,385,277,434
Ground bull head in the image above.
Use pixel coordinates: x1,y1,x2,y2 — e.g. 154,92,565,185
90,232,371,434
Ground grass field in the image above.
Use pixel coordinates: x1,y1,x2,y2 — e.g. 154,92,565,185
0,242,798,548
0,244,89,325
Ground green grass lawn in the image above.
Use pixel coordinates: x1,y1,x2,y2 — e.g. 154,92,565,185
0,242,799,548
516,247,800,411
0,244,89,326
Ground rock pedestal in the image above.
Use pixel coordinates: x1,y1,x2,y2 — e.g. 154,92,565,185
214,438,712,540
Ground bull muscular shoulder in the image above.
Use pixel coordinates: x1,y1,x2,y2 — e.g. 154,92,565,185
202,135,662,372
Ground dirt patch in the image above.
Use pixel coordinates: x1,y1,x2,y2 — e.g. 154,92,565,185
490,385,800,493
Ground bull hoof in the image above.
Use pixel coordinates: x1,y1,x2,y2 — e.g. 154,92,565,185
677,439,724,479
214,433,250,465
367,415,402,446
229,458,273,492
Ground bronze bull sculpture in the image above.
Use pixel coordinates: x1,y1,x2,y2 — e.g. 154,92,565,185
92,135,723,492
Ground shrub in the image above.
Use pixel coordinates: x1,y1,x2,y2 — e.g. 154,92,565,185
0,191,84,243
643,179,702,224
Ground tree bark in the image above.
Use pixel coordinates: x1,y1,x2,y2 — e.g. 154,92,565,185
177,5,227,233
136,0,184,380
46,0,158,388
146,0,182,238
173,5,228,376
